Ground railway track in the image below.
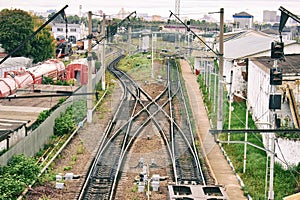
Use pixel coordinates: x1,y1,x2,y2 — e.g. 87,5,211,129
78,56,207,200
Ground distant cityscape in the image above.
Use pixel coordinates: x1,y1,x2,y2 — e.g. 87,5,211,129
25,6,300,25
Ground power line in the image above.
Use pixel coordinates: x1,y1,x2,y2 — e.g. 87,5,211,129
275,139,300,184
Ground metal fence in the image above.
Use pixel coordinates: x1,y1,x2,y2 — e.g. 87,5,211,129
0,52,120,166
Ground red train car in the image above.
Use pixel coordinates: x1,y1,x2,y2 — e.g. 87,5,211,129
0,78,17,97
27,59,65,84
4,70,34,88
0,59,66,98
66,59,88,85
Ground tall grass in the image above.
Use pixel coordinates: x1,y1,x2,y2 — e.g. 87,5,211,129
197,73,300,199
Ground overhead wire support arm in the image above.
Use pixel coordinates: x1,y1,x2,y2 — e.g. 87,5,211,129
279,6,300,25
210,128,300,134
0,5,69,65
0,92,99,100
278,6,300,43
169,10,220,57
118,11,137,26
105,11,136,43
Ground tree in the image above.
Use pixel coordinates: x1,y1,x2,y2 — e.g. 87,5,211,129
29,15,55,62
0,9,34,57
0,9,56,63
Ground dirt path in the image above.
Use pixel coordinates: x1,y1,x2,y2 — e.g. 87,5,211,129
180,59,247,200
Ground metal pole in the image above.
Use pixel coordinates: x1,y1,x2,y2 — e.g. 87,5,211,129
228,70,233,142
128,25,132,55
205,59,208,93
208,63,211,101
217,8,224,130
0,5,69,65
151,33,154,79
97,22,101,73
187,32,190,56
139,35,142,52
87,11,93,123
269,132,275,200
101,14,106,90
243,99,249,173
268,59,277,200
213,69,217,113
265,154,269,199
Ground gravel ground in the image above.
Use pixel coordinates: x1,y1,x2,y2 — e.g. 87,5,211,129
25,62,172,200
26,84,122,200
25,59,221,200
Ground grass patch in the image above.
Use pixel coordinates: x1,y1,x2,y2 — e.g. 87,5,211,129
76,141,85,154
63,165,72,171
195,65,300,199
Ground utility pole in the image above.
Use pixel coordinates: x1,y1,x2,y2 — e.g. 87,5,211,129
101,14,106,90
269,130,275,200
151,33,156,79
228,70,233,142
243,95,249,173
97,22,101,73
128,25,132,55
217,8,224,130
87,11,93,123
175,0,180,52
268,59,278,200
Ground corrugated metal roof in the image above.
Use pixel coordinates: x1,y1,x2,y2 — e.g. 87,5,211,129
223,30,295,59
251,54,300,74
191,50,216,59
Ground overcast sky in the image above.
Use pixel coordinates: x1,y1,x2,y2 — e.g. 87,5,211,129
1,0,300,22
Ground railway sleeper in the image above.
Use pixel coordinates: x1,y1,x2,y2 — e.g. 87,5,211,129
92,176,112,183
91,184,110,190
179,178,201,185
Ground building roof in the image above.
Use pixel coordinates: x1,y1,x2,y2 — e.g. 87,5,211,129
222,30,296,59
261,28,279,35
191,49,216,59
251,54,300,75
233,11,253,18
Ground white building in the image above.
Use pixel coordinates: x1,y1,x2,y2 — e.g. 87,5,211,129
263,10,277,23
220,30,300,91
51,23,86,44
249,55,300,167
213,29,300,167
232,12,254,30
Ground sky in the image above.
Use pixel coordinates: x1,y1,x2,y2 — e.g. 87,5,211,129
1,0,300,22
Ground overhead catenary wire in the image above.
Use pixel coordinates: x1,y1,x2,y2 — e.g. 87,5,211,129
275,138,300,183
0,5,69,65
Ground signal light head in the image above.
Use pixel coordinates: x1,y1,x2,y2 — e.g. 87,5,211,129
271,41,284,59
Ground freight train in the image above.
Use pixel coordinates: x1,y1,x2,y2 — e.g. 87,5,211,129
0,58,88,98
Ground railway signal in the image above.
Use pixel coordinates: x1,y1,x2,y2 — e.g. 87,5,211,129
270,67,282,85
271,41,284,59
186,20,190,32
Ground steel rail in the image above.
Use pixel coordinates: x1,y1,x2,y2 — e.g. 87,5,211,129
79,56,208,199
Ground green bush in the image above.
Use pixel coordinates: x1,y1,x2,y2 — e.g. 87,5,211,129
54,107,76,136
42,76,54,84
54,100,86,136
0,154,40,199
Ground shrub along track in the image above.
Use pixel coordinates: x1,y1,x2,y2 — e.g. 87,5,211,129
25,67,123,200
